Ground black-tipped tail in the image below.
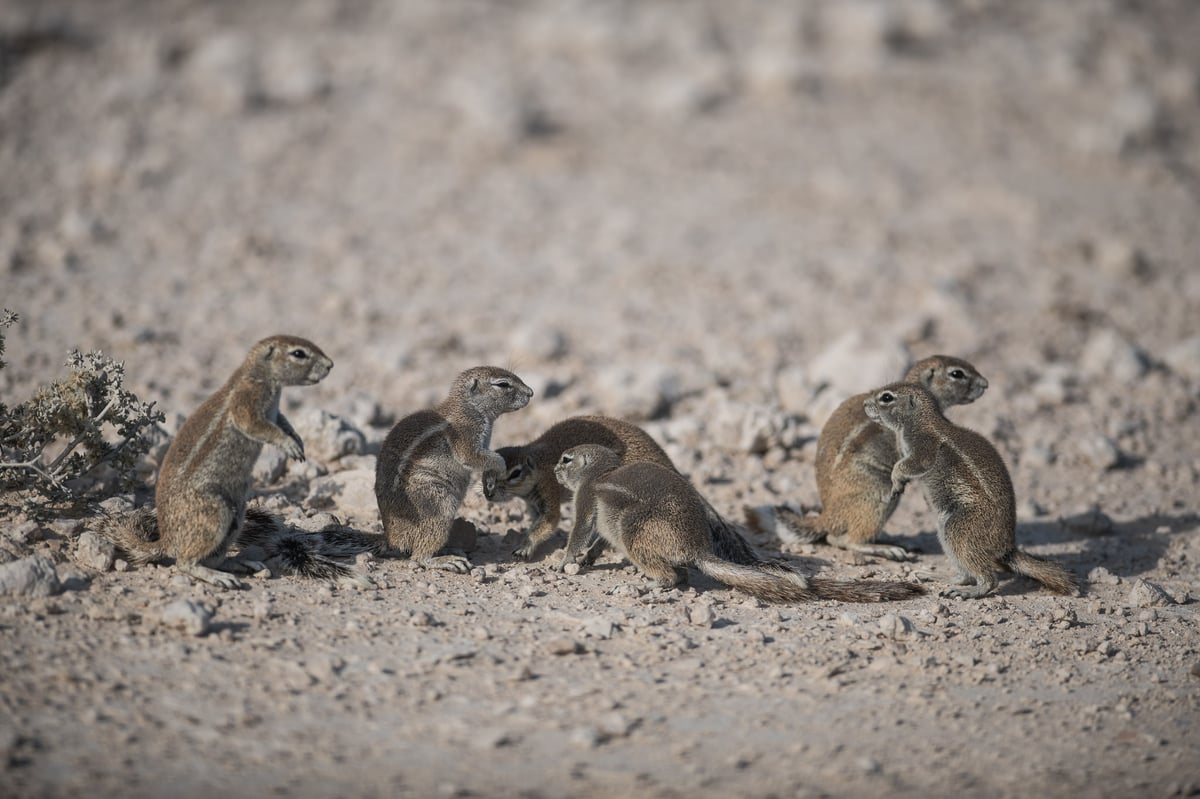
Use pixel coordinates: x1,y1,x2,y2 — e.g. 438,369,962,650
269,536,374,586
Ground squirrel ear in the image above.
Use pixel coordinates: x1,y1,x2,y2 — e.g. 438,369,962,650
524,454,537,470
908,394,917,409
262,344,275,360
467,377,479,393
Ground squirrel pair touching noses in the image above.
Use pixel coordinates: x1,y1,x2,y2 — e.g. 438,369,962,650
102,338,1075,602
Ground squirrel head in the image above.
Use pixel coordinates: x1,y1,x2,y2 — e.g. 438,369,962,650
907,355,988,408
252,336,333,386
453,366,533,417
863,382,940,433
554,444,621,491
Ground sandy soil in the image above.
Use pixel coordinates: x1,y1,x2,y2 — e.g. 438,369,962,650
2,1,1200,797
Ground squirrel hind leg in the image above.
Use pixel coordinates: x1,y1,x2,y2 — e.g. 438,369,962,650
416,554,471,573
827,533,915,562
407,518,470,573
178,562,246,590
944,571,998,599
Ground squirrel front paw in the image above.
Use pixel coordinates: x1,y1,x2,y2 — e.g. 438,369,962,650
280,436,306,462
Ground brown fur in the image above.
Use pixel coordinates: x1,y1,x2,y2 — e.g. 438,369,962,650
375,366,532,573
109,335,333,589
748,355,988,561
864,382,1078,598
486,414,763,568
555,445,925,604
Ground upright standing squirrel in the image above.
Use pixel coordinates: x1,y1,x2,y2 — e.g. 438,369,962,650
100,335,333,589
863,382,1078,598
747,355,988,561
375,365,532,573
554,444,926,603
484,415,762,567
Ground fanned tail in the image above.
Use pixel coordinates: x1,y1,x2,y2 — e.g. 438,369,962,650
269,536,376,588
743,504,827,545
701,499,765,566
93,506,164,565
1006,550,1078,596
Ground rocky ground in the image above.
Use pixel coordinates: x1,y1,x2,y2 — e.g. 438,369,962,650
2,1,1200,797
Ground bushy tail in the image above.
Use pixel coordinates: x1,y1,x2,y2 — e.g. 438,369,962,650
693,554,925,604
807,577,926,603
743,504,827,546
311,524,389,558
94,506,166,565
94,505,375,586
1006,549,1078,596
701,499,765,566
238,508,287,548
270,536,376,588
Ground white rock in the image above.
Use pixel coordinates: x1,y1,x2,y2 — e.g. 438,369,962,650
1089,237,1149,280
73,531,115,572
442,61,551,143
1164,336,1200,381
159,599,212,636
510,324,568,362
257,40,328,105
1127,579,1176,608
1079,328,1148,382
819,0,894,77
306,469,377,522
1030,364,1075,406
330,391,393,431
1087,566,1121,586
592,363,696,420
293,409,367,464
877,613,915,640
0,556,62,598
5,521,41,545
806,331,909,403
1078,434,1122,471
252,447,288,485
186,32,255,113
686,602,717,628
774,365,811,415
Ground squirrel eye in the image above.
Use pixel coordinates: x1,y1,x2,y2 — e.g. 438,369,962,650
290,349,309,359
949,369,965,379
507,467,523,480
879,392,895,403
560,454,573,465
495,380,512,389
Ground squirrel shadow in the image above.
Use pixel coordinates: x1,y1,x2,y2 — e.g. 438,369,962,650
1024,510,1199,583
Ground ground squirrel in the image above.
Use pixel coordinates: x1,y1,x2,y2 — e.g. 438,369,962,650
375,366,532,573
554,445,926,603
484,414,764,568
101,505,375,587
102,335,333,589
863,382,1078,598
747,355,988,561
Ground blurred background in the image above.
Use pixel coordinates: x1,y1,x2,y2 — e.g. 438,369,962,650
3,0,1199,512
